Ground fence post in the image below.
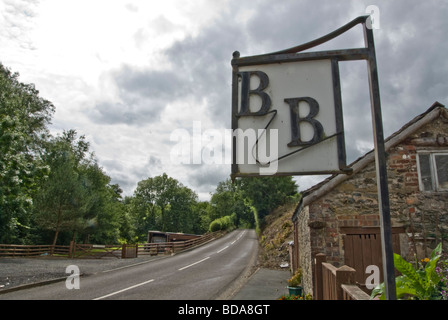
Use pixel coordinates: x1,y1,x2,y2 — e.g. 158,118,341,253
335,265,356,300
72,241,77,258
314,253,326,300
121,244,127,259
69,241,74,258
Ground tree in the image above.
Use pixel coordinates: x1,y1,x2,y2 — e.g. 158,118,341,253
128,173,199,241
208,176,298,231
238,176,298,219
192,201,212,234
208,180,238,221
33,131,87,245
75,162,123,244
33,130,126,245
209,179,254,228
0,63,54,243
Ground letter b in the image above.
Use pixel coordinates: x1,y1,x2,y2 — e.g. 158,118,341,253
285,97,324,147
237,71,271,116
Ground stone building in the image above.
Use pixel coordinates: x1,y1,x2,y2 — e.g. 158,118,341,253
291,102,448,295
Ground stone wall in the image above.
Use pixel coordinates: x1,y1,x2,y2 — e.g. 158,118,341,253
295,206,313,295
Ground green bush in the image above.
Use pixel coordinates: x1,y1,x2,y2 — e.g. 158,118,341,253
209,220,222,232
209,214,236,232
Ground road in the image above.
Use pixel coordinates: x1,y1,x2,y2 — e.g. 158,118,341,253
0,229,258,300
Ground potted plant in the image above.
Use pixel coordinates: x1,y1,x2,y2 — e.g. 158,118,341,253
287,268,303,296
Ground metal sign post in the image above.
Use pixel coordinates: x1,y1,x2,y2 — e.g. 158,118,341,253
364,22,397,300
231,16,396,299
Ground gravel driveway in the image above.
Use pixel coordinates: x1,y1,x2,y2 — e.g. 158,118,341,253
0,255,165,291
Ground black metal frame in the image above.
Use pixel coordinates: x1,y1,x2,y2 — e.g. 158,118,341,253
231,15,397,299
231,17,373,178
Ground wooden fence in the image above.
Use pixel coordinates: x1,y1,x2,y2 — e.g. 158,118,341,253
0,231,222,259
314,253,371,300
0,244,70,257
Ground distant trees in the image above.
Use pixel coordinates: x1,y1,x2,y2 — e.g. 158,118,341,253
238,176,298,220
207,177,298,233
127,175,299,240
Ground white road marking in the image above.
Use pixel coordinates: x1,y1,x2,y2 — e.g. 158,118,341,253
93,279,155,300
178,257,210,271
230,229,246,244
217,246,229,253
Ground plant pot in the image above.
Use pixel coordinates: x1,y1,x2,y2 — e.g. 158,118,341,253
287,286,303,296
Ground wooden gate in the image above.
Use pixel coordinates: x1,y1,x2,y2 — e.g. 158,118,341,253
69,242,122,259
341,227,404,289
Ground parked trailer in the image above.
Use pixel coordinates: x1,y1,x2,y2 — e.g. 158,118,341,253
146,231,202,253
147,231,168,243
147,231,201,243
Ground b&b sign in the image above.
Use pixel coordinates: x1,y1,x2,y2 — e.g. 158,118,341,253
231,16,375,178
231,57,346,177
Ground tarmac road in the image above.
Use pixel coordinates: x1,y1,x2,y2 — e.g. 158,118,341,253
0,229,259,300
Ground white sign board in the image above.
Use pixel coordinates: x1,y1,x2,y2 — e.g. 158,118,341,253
232,57,347,177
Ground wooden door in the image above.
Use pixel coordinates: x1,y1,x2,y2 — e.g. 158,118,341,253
341,227,403,289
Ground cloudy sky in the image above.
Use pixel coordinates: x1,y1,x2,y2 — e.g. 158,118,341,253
1,0,447,200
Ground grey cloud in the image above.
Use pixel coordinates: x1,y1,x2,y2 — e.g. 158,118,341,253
132,156,163,180
91,65,191,125
163,9,250,127
98,159,134,195
91,100,163,125
244,0,356,53
372,1,448,120
185,163,229,194
105,156,164,196
125,3,138,13
133,15,182,50
114,65,191,99
110,173,136,196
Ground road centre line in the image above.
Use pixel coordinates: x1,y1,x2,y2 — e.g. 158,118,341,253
178,257,210,271
217,245,229,253
228,230,245,245
92,279,155,300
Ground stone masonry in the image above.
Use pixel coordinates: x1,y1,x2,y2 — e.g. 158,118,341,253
292,103,448,295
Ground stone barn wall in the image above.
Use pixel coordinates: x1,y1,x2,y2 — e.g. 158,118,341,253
292,104,448,296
